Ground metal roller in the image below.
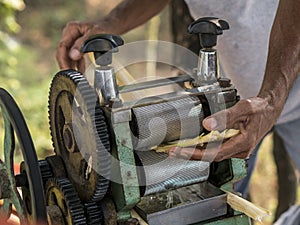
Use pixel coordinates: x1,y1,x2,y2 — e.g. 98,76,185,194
130,96,205,150
135,151,210,196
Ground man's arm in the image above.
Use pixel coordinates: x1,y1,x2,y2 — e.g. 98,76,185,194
56,0,169,70
259,0,300,115
170,0,300,161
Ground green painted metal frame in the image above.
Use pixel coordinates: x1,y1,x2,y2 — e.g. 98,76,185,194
109,109,141,221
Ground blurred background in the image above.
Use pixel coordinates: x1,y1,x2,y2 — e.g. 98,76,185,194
0,0,298,224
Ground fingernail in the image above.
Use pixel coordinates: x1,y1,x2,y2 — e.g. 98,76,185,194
204,118,218,129
69,49,81,60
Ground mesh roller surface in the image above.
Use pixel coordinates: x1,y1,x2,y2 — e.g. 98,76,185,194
135,151,210,196
130,96,205,149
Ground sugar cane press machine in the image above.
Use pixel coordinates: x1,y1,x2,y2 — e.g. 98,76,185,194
0,18,252,225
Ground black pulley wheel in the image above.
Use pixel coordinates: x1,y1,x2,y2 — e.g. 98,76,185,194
0,88,47,224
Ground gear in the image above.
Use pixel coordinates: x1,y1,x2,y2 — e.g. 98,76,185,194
45,177,86,225
45,155,67,178
48,69,111,202
84,202,103,225
38,160,54,185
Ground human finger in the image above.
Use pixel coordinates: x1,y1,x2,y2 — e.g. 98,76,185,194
56,41,73,69
56,21,88,69
169,125,256,162
207,121,258,161
68,34,89,61
169,142,221,162
202,98,261,131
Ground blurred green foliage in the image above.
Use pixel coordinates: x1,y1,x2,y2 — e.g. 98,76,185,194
0,0,25,78
0,0,57,157
0,0,113,158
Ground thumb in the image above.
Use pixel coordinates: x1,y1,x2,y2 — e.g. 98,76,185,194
69,48,82,61
203,108,234,131
69,35,87,61
203,99,250,131
202,116,218,131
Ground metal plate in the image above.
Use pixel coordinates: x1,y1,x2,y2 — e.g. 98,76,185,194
135,182,227,225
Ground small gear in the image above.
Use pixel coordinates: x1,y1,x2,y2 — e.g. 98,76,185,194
38,160,53,185
48,70,111,202
45,177,86,225
45,155,67,178
84,202,103,225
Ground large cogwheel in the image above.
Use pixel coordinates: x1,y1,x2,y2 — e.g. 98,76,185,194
45,177,86,225
48,69,111,202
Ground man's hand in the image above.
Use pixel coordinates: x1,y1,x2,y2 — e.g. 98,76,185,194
56,21,110,71
169,97,279,162
170,0,300,162
56,0,169,72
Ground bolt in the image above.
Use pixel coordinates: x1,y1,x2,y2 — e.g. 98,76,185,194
121,139,127,146
218,77,231,88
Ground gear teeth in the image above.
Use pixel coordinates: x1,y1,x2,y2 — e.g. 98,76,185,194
46,178,87,225
84,202,103,225
90,183,110,202
38,160,53,185
48,70,111,202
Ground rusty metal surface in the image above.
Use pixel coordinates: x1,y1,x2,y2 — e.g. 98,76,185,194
47,205,65,225
119,218,140,225
45,155,66,178
0,163,11,199
99,196,118,225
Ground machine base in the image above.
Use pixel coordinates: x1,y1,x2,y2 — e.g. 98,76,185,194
135,182,232,225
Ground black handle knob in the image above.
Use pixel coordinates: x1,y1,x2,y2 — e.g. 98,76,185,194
188,17,229,48
81,34,124,66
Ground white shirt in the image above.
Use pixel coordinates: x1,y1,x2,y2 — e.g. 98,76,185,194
184,0,300,124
